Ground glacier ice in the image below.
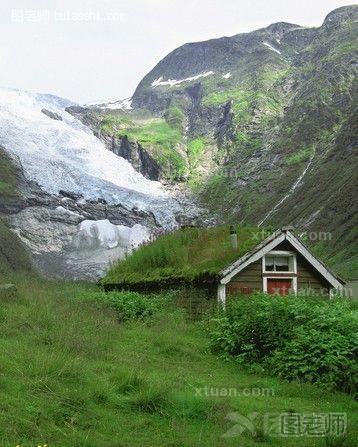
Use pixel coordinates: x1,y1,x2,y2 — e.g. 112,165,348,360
0,87,203,279
75,219,150,250
0,87,182,228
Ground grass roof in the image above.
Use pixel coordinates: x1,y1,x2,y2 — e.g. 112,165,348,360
101,225,270,286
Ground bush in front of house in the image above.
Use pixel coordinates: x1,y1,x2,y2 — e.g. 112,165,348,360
270,328,358,394
208,294,358,394
76,289,171,322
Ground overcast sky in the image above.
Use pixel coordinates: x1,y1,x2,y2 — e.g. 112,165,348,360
0,0,355,103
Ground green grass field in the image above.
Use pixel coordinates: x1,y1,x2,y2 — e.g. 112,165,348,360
0,275,356,447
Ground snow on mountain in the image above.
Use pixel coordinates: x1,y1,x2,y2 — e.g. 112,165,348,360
0,87,204,279
0,88,180,227
85,97,133,110
151,71,214,88
262,41,282,55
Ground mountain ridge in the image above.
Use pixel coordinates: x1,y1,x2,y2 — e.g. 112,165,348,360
77,5,357,278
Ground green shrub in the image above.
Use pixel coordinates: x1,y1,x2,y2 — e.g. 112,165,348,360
285,146,313,165
164,105,185,130
208,294,358,393
270,329,358,394
76,290,167,322
209,294,299,361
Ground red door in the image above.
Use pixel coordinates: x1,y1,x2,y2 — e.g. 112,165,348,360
267,278,292,295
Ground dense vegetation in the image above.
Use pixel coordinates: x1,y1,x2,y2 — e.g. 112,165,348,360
0,276,357,446
209,294,358,394
102,226,265,286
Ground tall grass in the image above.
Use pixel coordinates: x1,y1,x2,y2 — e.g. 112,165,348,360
0,276,357,446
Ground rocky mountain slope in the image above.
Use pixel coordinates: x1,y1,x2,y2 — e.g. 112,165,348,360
0,89,205,280
74,5,357,278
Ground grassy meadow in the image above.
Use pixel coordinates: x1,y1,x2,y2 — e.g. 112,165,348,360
0,274,357,447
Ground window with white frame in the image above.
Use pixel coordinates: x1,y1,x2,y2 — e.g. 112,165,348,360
263,251,296,273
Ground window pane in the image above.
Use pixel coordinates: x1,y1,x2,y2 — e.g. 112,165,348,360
265,256,274,271
275,256,289,271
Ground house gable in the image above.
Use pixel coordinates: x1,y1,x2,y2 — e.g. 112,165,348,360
220,230,286,285
220,230,344,291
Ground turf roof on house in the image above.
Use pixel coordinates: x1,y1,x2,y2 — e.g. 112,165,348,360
101,225,271,286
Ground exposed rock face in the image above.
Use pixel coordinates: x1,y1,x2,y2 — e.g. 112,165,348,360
41,108,63,121
2,155,207,280
66,106,163,181
101,134,162,181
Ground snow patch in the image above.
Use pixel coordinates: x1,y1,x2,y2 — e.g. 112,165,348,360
152,71,214,88
55,206,82,218
222,72,232,79
262,42,282,55
77,219,150,250
86,97,133,110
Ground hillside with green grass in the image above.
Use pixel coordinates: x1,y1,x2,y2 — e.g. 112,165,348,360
0,275,357,446
0,147,33,276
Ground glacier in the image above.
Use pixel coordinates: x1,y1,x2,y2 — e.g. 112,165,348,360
0,87,181,227
0,87,201,279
